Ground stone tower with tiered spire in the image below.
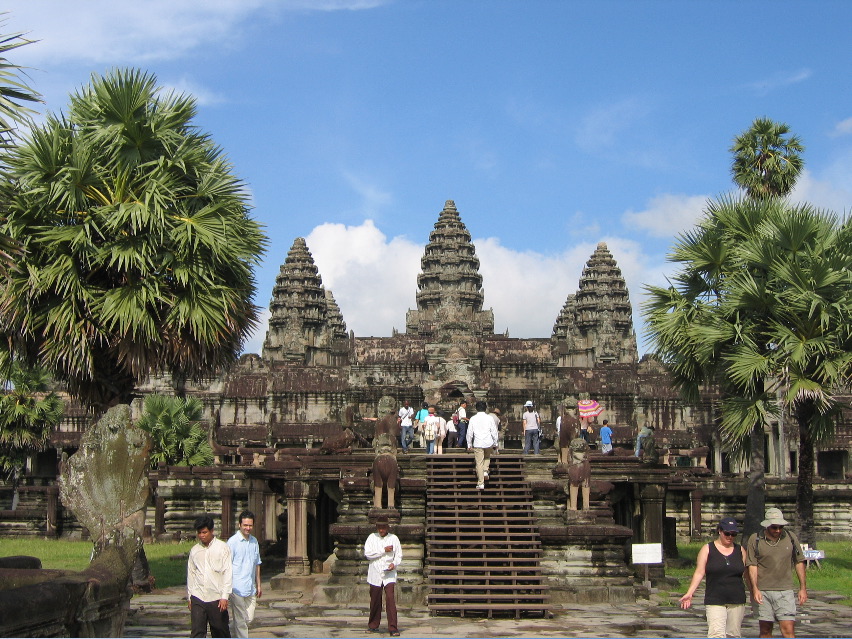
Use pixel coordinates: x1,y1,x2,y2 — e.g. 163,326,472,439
262,237,349,366
405,200,494,339
551,242,638,367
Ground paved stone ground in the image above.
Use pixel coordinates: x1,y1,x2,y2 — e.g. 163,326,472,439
125,573,852,638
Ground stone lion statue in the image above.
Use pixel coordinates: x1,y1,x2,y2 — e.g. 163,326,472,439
371,433,399,509
566,437,591,511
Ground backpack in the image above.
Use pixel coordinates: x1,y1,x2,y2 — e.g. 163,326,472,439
452,410,460,426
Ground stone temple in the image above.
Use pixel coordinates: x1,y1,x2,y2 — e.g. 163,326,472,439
4,200,851,611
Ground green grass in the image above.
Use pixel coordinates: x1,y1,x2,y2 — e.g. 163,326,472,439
667,540,852,606
0,539,194,589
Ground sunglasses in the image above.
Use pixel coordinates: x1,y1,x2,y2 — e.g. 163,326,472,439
768,525,785,531
720,530,737,537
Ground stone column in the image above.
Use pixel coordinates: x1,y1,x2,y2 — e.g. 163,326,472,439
46,485,59,538
284,480,318,576
247,479,267,541
689,489,704,539
639,483,666,544
220,487,234,539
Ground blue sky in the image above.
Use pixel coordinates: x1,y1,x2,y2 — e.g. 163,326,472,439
5,1,852,355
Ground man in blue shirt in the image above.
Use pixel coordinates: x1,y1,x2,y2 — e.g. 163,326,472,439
227,511,262,638
599,419,613,454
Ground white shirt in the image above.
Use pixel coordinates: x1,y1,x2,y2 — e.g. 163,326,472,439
555,416,562,435
364,531,402,586
522,410,540,431
187,537,233,603
466,411,498,449
398,406,414,426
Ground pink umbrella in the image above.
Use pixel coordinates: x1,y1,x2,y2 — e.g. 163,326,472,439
577,399,603,418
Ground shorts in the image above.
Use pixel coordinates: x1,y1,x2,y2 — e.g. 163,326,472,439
755,589,797,622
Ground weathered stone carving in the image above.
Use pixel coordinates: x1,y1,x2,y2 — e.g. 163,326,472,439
566,437,591,511
558,409,580,465
59,405,150,586
371,434,399,509
640,431,660,464
320,428,356,454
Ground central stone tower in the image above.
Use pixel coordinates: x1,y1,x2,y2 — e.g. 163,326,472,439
405,200,495,339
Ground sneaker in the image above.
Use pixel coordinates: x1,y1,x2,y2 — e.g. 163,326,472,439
476,483,484,490
483,472,489,479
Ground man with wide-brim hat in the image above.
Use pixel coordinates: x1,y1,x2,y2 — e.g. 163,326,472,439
363,514,402,635
745,508,807,638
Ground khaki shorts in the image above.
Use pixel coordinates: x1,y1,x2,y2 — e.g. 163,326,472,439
755,589,797,622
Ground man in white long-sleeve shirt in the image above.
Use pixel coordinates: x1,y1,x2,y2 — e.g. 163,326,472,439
363,514,402,636
187,514,233,637
467,400,499,490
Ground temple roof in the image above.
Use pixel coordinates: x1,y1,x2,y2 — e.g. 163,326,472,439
406,200,494,337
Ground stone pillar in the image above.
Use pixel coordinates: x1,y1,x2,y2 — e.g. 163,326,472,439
639,483,666,544
155,496,166,536
45,485,59,538
220,487,234,539
247,479,267,541
284,480,318,576
689,489,704,539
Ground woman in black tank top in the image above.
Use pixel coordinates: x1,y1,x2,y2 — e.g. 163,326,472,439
679,517,752,638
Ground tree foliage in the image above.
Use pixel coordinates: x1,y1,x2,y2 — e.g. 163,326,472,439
0,68,267,411
730,117,804,200
0,17,42,286
0,362,63,478
644,195,852,543
136,394,213,468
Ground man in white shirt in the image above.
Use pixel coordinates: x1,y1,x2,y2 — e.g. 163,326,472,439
467,401,499,489
187,514,233,638
227,511,262,638
397,400,415,453
455,400,469,449
364,514,402,636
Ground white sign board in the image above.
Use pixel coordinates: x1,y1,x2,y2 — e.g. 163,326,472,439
632,543,663,564
803,549,825,560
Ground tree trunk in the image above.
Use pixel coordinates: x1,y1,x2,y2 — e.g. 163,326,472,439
742,422,766,540
795,403,816,547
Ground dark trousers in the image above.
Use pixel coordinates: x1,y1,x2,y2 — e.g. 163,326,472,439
456,422,468,447
368,583,398,632
445,432,458,448
190,596,230,638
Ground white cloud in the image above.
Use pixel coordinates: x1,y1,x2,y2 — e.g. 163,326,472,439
790,167,852,214
342,172,393,218
162,77,226,108
622,193,710,238
830,117,852,137
745,68,812,95
575,97,651,152
4,0,386,66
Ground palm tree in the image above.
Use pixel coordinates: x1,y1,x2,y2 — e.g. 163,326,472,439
0,19,42,283
644,196,852,545
0,362,63,506
0,68,267,412
730,117,804,200
137,394,213,467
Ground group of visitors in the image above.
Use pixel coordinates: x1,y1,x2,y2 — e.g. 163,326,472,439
680,508,807,638
399,398,503,455
186,511,262,638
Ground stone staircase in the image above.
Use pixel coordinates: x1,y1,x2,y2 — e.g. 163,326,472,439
425,453,550,618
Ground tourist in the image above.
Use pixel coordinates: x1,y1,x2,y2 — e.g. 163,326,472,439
423,406,441,454
521,401,541,454
227,511,262,639
454,400,469,448
398,400,415,453
490,407,503,454
467,400,499,489
579,418,593,443
434,410,447,454
187,514,232,638
444,408,458,449
679,517,751,638
599,419,613,454
364,514,402,636
746,508,807,638
413,401,429,448
635,423,653,457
